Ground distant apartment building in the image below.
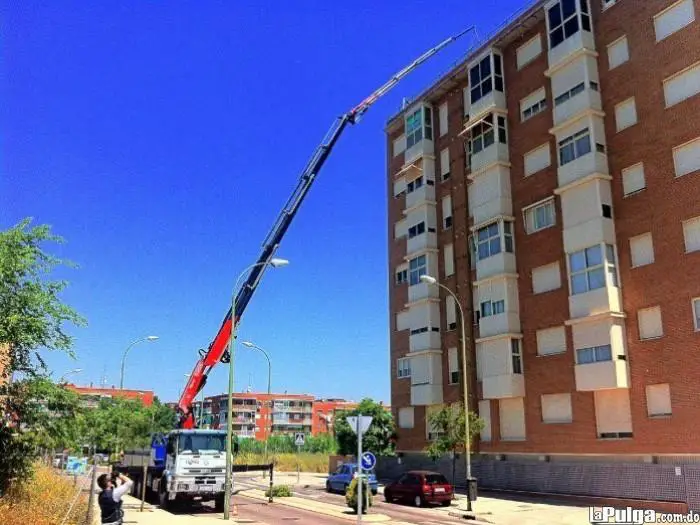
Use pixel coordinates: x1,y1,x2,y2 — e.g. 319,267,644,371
65,383,155,407
193,393,358,440
386,0,700,505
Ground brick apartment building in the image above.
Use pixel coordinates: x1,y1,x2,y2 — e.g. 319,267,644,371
66,383,155,407
386,0,700,505
193,393,358,440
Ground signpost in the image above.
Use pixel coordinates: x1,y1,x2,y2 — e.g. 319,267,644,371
295,433,305,483
346,414,373,523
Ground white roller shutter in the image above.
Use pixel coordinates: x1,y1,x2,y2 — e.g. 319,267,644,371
398,407,415,428
536,326,567,356
630,233,655,267
516,34,542,70
664,61,700,107
439,103,448,136
532,262,561,294
448,347,459,384
654,0,695,42
607,36,629,70
683,216,700,252
524,143,551,176
638,306,663,339
594,389,632,435
541,393,572,423
499,398,526,440
446,295,457,328
440,148,450,178
673,137,700,177
444,243,454,276
646,384,672,416
478,400,492,441
622,163,645,195
442,195,452,228
615,98,637,132
393,134,406,157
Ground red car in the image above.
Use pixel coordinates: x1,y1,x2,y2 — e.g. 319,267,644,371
383,470,454,507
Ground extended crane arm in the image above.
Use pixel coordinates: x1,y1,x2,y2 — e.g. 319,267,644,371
177,27,474,429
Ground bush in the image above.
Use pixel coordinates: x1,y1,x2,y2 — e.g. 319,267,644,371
0,464,89,525
265,484,293,497
345,477,373,513
234,452,329,473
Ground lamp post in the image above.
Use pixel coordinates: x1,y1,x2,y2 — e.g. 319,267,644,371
420,274,475,512
241,341,272,462
224,257,289,520
119,336,159,389
58,368,83,383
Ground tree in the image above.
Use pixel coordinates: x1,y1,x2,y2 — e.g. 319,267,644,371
333,398,396,456
425,402,484,486
0,219,85,493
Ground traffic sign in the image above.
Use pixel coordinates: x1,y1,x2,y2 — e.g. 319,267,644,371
294,432,305,447
345,416,373,434
361,452,376,471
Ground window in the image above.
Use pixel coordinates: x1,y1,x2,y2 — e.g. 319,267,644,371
524,143,551,176
405,109,423,149
638,306,663,340
395,268,407,284
576,344,612,364
499,398,526,441
548,0,589,49
646,384,672,417
397,358,411,378
559,128,591,165
683,216,700,253
630,233,655,267
541,393,573,424
524,199,555,234
693,298,700,330
446,295,457,330
444,243,454,277
407,221,426,239
439,103,448,136
478,400,492,441
511,339,523,374
569,244,617,295
554,82,586,106
470,121,494,154
673,137,700,178
393,134,406,157
622,163,646,196
602,204,612,219
532,262,561,294
394,218,407,239
408,255,427,285
476,221,513,260
664,61,700,108
497,116,507,144
480,299,505,318
442,195,453,229
470,54,503,104
654,0,695,42
516,34,542,70
440,148,451,180
406,176,423,193
448,347,459,384
398,407,414,428
615,98,637,132
521,88,547,121
607,35,629,70
536,326,567,355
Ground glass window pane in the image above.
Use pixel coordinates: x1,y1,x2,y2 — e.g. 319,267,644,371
564,17,579,38
470,66,480,86
481,301,492,317
560,142,575,165
493,300,505,314
477,227,489,241
586,245,602,266
562,0,576,18
548,5,562,27
551,27,564,47
588,267,605,290
504,235,513,253
489,237,501,255
512,355,522,374
495,76,504,92
480,57,491,77
484,129,495,148
478,242,489,260
488,223,499,236
607,266,618,287
595,345,612,361
482,80,493,97
571,273,588,294
577,348,594,364
504,222,512,234
575,133,591,157
471,86,481,103
569,250,586,272
580,0,589,14
582,14,591,32
606,244,616,263
494,54,502,75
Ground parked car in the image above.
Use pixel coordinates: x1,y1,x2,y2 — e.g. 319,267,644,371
326,463,378,495
383,470,453,507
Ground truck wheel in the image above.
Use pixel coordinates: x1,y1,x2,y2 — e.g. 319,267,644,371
215,495,225,513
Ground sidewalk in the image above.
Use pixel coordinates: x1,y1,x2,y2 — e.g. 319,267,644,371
113,496,266,524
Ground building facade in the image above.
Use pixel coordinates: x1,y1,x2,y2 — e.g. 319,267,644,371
388,0,700,467
66,383,155,407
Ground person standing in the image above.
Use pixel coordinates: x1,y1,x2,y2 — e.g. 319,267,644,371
96,471,133,525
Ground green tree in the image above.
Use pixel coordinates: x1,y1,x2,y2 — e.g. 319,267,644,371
425,402,484,486
333,398,396,456
0,219,85,493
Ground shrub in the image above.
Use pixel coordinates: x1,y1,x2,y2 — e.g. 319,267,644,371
0,464,89,525
265,484,293,497
234,452,329,473
345,477,373,513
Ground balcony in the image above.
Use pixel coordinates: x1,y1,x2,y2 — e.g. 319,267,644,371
569,286,623,320
554,88,602,128
558,151,608,188
409,330,441,353
575,360,629,391
476,251,517,282
482,373,525,399
405,183,436,210
547,30,596,73
408,281,440,303
468,165,513,224
471,142,509,174
407,231,437,256
404,137,434,165
479,311,520,339
468,90,507,127
563,217,616,254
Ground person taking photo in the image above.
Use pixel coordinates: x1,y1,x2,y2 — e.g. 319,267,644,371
96,471,133,525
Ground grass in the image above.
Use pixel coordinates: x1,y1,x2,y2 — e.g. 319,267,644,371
265,484,293,497
234,451,330,473
0,464,89,525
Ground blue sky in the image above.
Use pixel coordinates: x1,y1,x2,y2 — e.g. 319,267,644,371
2,0,528,404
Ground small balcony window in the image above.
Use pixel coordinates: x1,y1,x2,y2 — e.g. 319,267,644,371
475,220,514,261
511,339,523,374
469,53,504,105
558,128,591,165
548,0,591,49
408,255,427,285
569,244,617,295
405,106,433,149
576,344,612,364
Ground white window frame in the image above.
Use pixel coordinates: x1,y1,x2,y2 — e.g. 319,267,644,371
568,244,618,295
406,176,424,194
405,108,423,149
607,35,629,70
547,0,591,50
693,298,700,331
480,299,505,318
614,97,638,132
475,220,514,261
511,339,523,375
638,306,664,340
683,216,700,253
558,128,592,166
469,53,504,105
523,198,556,234
397,358,411,379
407,221,426,239
395,268,408,285
653,0,696,43
408,255,427,286
521,89,547,121
448,347,459,385
622,162,646,196
575,344,612,364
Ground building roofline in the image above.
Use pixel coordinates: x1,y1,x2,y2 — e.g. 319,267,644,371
385,0,547,133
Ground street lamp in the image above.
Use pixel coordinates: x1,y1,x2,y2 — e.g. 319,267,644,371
58,368,83,383
241,341,272,462
224,257,289,520
119,336,159,389
420,274,475,512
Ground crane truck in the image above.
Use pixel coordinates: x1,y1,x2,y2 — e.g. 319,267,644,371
114,27,472,512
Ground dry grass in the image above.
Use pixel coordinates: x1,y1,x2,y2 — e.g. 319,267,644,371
234,451,329,473
0,464,90,525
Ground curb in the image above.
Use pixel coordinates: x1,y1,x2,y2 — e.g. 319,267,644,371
447,510,495,523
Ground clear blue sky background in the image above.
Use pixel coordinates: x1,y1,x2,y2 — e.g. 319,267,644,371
2,0,528,404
